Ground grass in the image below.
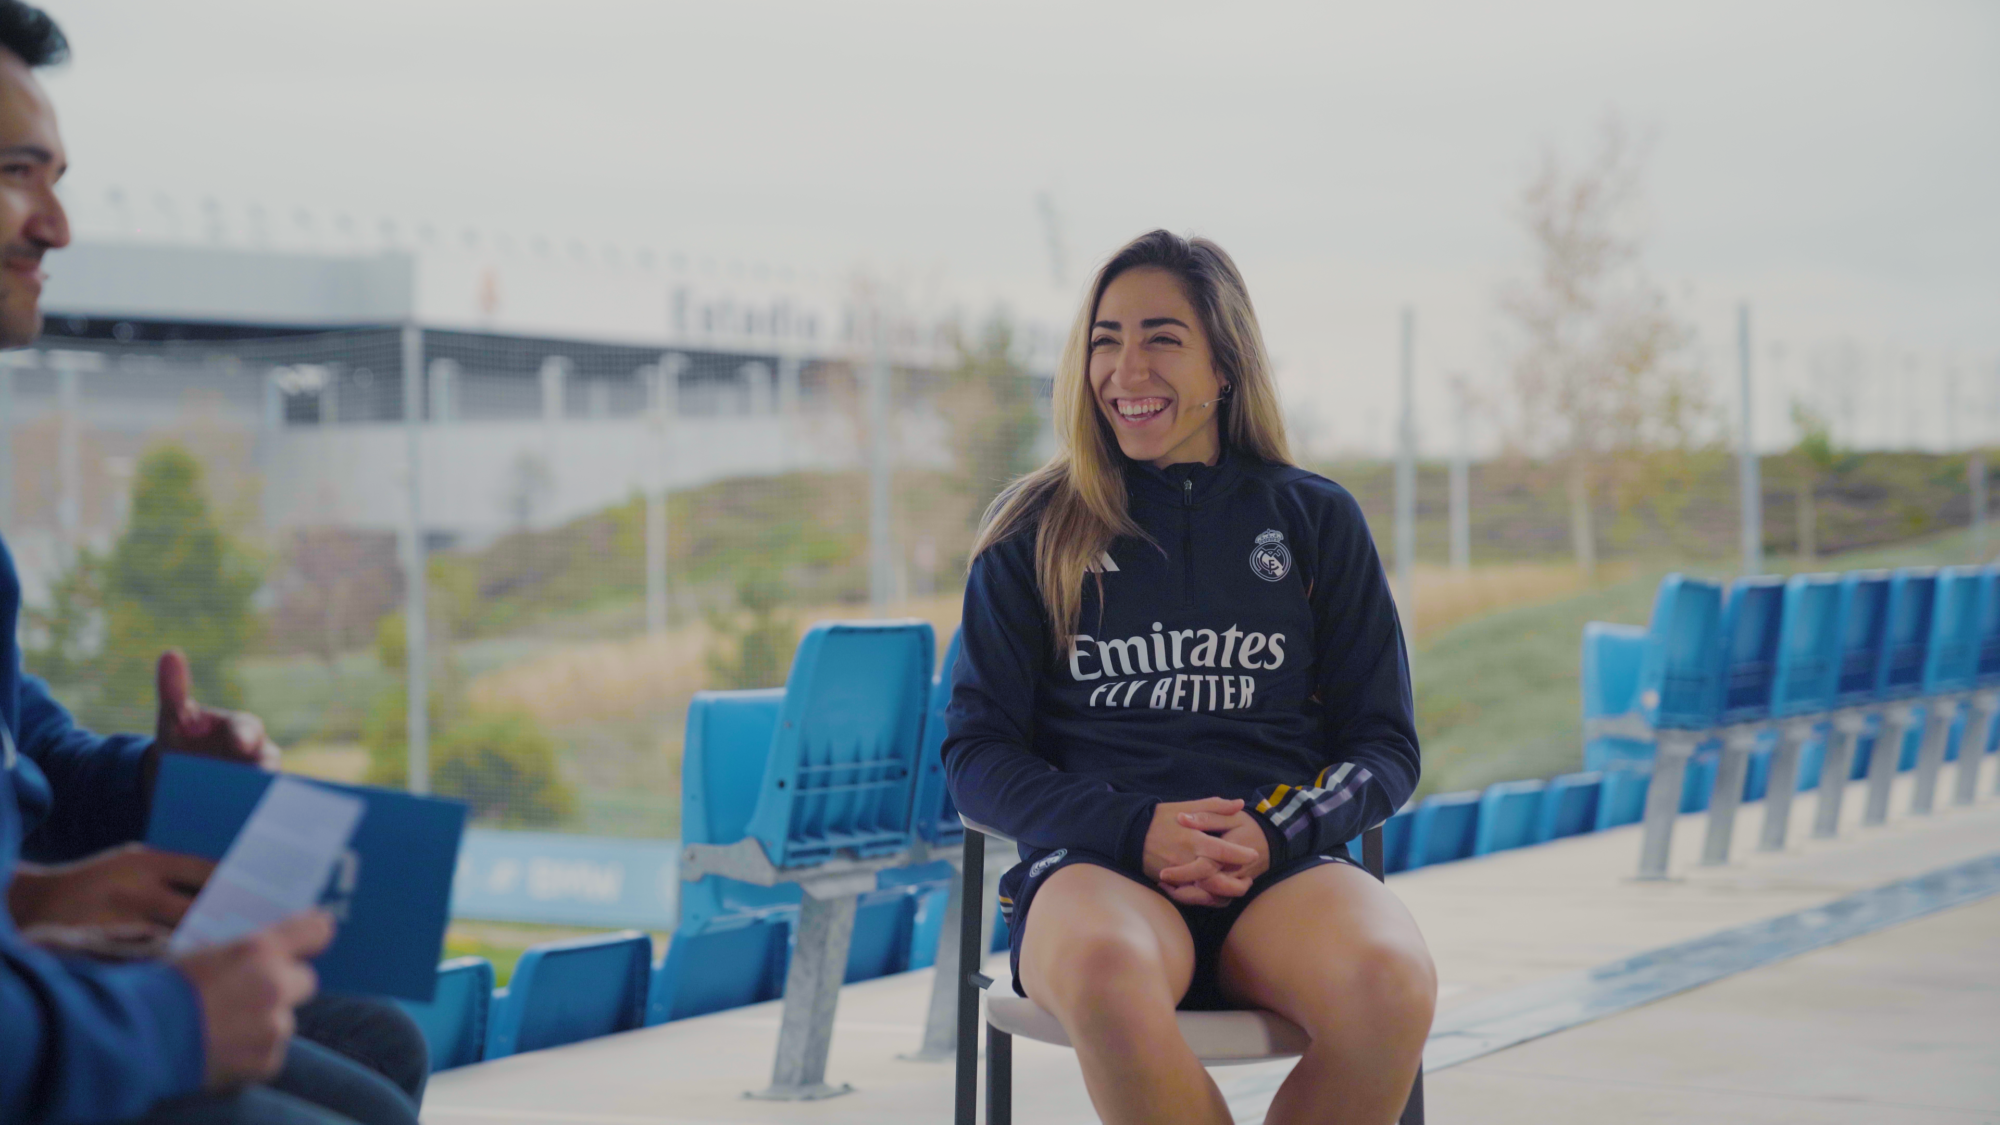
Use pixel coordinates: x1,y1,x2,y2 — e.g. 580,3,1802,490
1411,526,1990,799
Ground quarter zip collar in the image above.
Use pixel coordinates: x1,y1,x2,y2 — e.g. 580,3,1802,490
1124,447,1244,509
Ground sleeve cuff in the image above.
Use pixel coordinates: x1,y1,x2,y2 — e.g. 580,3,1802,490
1114,798,1159,873
1247,806,1293,867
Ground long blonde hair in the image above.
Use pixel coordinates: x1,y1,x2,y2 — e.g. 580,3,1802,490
971,230,1294,654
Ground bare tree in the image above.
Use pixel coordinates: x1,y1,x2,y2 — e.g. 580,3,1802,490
1500,117,1707,578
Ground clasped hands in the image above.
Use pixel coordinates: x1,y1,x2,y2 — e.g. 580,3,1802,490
1140,797,1270,908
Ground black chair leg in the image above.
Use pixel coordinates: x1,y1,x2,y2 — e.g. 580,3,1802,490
954,830,985,1125
1401,1065,1425,1124
986,1024,1012,1125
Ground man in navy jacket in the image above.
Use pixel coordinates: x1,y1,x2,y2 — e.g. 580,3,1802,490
0,6,403,1122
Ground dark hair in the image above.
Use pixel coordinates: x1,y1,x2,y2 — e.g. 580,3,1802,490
0,0,65,67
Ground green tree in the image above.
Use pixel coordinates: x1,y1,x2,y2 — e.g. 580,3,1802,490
22,548,104,687
88,446,262,731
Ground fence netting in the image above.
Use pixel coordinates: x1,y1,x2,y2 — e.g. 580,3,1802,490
3,319,1047,839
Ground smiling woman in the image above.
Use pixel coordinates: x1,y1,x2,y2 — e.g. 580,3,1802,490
943,230,1432,1125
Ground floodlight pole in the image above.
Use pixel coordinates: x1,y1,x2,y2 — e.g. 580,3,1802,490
1737,304,1762,576
402,323,430,795
1395,308,1417,624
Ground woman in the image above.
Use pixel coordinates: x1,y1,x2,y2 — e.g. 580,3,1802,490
944,230,1434,1125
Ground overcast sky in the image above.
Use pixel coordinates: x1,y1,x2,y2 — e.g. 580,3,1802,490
35,0,2000,455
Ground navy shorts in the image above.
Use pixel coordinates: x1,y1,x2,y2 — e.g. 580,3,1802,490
998,845,1359,1011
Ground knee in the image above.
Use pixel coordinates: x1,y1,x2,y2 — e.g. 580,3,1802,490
1305,934,1436,1040
1032,930,1179,1023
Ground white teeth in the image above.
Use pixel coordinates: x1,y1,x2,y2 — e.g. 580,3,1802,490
1117,399,1166,419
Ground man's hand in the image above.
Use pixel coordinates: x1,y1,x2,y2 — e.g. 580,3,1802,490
146,650,280,792
22,921,170,962
173,910,333,1091
1142,797,1262,907
8,843,214,929
1156,804,1272,907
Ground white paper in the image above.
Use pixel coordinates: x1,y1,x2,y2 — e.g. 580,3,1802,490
168,776,365,955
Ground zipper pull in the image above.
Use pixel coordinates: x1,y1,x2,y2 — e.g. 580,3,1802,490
1182,478,1194,507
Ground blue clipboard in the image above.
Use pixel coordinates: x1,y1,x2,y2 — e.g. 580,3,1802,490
146,756,468,1002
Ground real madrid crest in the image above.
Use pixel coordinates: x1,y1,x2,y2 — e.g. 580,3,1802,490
1249,528,1291,582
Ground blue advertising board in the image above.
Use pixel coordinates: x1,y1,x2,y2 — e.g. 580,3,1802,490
451,829,681,930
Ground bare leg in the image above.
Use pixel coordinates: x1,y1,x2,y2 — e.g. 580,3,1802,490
1218,864,1435,1125
1017,865,1225,1125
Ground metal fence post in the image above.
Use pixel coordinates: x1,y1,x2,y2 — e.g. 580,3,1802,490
401,323,429,795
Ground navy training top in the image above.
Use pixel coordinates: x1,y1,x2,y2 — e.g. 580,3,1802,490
943,451,1419,877
0,534,206,1125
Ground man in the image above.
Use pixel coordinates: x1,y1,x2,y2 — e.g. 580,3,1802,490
0,5,421,1122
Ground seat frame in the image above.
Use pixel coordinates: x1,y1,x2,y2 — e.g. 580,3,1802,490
950,818,1424,1125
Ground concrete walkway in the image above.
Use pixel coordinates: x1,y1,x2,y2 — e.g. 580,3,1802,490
421,771,2000,1124
1423,893,2000,1123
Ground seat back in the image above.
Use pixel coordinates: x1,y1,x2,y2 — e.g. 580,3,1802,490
1595,767,1651,829
1536,772,1602,842
1718,576,1785,725
744,621,936,867
1834,570,1892,706
397,957,493,1072
1975,567,2000,687
680,689,801,928
909,630,965,846
1877,568,1938,699
1405,791,1480,870
1473,779,1546,855
1772,574,1843,717
1923,566,1983,694
1582,622,1651,771
649,913,790,1024
1638,575,1724,732
486,931,651,1058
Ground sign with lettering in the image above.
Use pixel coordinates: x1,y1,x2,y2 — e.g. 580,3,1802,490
451,829,680,929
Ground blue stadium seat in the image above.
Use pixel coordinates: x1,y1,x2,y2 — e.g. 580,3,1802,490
1473,779,1546,855
397,957,493,1073
1535,772,1602,842
1923,567,1983,695
1405,791,1480,870
909,630,965,847
1595,767,1650,829
1833,571,1892,708
1877,569,1939,700
654,676,950,1025
487,931,651,1059
1772,575,1844,718
1379,808,1415,874
1639,575,1726,733
1718,577,1785,727
742,622,936,866
1581,622,1650,772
